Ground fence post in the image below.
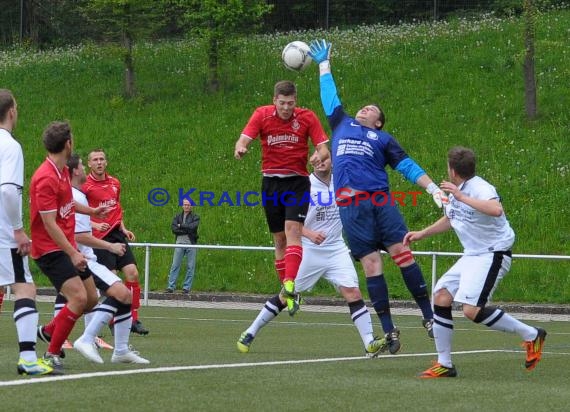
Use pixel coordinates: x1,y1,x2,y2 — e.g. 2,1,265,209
431,253,437,299
144,244,150,306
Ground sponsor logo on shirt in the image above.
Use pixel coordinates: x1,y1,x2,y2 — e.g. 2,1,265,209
98,199,117,209
59,201,74,219
366,131,378,140
267,134,300,145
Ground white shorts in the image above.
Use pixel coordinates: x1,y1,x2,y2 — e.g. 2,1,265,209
294,242,359,293
87,259,121,291
0,248,33,286
434,252,512,307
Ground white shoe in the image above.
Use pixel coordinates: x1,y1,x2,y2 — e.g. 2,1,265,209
111,350,150,364
74,339,104,364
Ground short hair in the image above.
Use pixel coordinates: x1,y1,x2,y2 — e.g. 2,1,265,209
448,146,476,179
274,81,296,97
88,148,106,161
42,121,72,154
370,102,386,130
0,89,15,123
67,153,81,178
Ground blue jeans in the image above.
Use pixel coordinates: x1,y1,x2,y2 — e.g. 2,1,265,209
167,245,197,291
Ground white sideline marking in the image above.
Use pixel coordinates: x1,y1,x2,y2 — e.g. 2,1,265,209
0,349,501,387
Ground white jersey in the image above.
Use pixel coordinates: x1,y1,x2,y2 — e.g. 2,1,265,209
302,173,343,249
72,186,98,261
444,175,515,255
0,129,24,248
295,172,359,292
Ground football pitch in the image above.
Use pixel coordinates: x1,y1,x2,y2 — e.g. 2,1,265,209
1,301,569,411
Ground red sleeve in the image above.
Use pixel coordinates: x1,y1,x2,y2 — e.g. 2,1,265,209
241,108,263,140
307,111,329,147
35,174,58,213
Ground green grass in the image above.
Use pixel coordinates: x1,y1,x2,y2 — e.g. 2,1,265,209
0,302,569,411
1,10,569,301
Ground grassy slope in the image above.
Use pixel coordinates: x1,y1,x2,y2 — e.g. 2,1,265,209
1,11,568,301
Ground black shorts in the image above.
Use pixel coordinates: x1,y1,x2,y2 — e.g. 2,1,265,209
261,175,310,233
34,251,92,292
93,227,137,271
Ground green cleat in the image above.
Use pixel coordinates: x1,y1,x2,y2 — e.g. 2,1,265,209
282,280,301,316
365,336,387,358
237,332,255,353
17,358,54,376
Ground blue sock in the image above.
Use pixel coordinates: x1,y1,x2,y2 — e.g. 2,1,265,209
401,263,433,319
366,274,394,333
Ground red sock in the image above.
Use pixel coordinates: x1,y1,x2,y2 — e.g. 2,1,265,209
126,281,140,322
0,290,4,312
47,305,80,355
275,259,286,283
283,245,303,283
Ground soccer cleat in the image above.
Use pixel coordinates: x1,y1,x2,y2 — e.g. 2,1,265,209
281,280,301,316
74,339,104,364
523,327,547,371
95,336,114,350
131,320,150,335
165,288,174,293
17,358,54,376
111,350,150,364
422,318,434,339
365,336,387,358
43,352,65,375
385,327,401,354
237,332,255,353
418,362,458,378
37,326,66,358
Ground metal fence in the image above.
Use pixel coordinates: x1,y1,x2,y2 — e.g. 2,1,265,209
128,242,570,306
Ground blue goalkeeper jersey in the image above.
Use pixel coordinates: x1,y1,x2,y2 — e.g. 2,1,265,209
318,72,426,192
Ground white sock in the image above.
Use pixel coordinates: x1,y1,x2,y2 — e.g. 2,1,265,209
14,300,39,362
84,311,95,329
113,312,132,355
80,310,114,343
433,316,454,368
350,305,374,347
246,299,282,336
481,309,537,341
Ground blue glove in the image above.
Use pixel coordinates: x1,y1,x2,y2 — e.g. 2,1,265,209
308,39,331,64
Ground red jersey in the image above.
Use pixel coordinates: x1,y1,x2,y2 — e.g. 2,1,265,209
30,158,76,258
82,172,123,239
241,106,328,176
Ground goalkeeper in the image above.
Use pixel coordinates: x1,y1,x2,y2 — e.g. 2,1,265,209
308,39,446,353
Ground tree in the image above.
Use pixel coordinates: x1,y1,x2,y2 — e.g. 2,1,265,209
179,0,273,92
81,0,166,98
522,0,538,119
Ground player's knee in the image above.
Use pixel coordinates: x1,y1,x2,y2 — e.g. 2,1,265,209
340,287,362,302
391,249,414,267
433,289,453,307
108,283,132,305
472,305,497,323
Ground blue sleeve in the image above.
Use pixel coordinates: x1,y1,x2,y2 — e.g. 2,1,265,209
395,157,426,184
319,73,341,117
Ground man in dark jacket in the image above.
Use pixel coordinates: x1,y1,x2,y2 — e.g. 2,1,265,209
165,199,199,293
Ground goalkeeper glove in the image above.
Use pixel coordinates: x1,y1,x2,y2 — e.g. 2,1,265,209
426,182,449,208
308,39,332,64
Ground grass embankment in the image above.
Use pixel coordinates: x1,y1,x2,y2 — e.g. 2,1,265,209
1,10,568,302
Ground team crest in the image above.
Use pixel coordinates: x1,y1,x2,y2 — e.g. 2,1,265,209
291,119,300,131
112,186,118,194
366,131,378,140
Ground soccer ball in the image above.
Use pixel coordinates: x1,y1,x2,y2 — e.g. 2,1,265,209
282,41,312,72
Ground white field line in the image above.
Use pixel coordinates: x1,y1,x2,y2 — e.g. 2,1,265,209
3,349,568,388
0,349,503,388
